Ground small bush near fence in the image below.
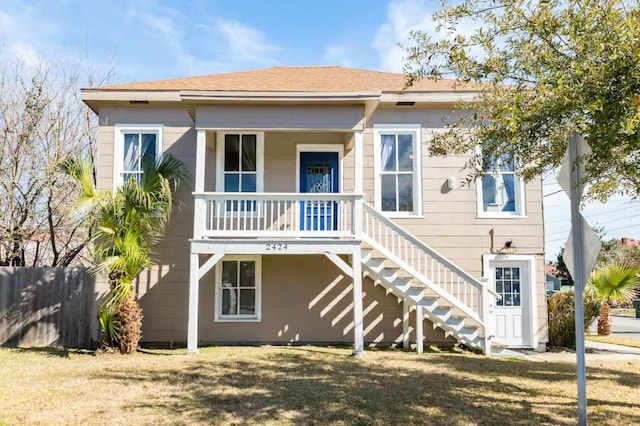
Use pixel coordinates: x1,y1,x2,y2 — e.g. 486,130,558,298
547,291,600,349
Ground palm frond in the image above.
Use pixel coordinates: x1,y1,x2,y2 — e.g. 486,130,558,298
60,157,101,218
586,263,640,304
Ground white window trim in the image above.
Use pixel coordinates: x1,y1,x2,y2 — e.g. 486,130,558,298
482,254,538,349
214,255,262,322
373,124,423,218
476,146,527,219
215,131,265,192
112,124,163,190
295,144,344,193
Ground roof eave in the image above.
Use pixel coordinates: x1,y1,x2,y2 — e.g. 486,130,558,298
180,90,382,102
380,91,479,104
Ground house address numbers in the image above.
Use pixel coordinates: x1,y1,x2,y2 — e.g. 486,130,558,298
265,243,288,251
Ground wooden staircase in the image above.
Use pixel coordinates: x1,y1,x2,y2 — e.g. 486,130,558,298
360,202,499,354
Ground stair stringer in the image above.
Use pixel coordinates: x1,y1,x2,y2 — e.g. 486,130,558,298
361,246,484,351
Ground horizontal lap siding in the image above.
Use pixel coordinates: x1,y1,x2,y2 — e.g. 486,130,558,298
368,108,547,345
196,105,365,131
94,105,547,346
195,255,453,345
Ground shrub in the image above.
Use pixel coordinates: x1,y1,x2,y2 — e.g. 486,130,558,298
547,291,600,349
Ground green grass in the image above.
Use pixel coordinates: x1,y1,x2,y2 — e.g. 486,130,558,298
611,308,636,318
0,345,639,425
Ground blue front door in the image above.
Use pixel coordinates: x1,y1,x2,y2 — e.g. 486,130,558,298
299,152,339,231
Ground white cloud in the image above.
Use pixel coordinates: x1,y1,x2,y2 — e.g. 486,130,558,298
10,41,42,68
126,1,280,76
373,0,483,73
214,20,281,65
322,45,354,67
373,0,436,73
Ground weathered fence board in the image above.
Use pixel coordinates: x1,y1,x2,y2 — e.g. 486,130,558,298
0,267,96,348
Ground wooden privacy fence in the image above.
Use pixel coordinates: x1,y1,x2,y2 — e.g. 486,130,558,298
0,267,96,348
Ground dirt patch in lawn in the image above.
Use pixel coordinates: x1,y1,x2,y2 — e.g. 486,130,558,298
0,346,638,425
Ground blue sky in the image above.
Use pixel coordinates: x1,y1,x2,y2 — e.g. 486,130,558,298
0,0,434,81
1,0,638,260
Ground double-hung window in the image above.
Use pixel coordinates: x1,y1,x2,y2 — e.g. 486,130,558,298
374,125,422,217
216,132,264,212
477,150,526,217
114,126,162,187
215,256,262,322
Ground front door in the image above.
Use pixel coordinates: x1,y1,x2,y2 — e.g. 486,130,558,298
490,261,531,347
299,152,339,231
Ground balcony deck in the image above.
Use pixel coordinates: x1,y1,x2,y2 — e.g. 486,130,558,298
192,192,363,255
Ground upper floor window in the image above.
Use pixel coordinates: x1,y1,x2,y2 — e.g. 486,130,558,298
477,151,526,218
216,132,264,212
114,126,162,188
374,125,422,217
216,132,264,193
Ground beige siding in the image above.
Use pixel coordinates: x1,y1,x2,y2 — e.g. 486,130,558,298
94,104,547,348
196,105,365,131
367,107,546,347
194,255,452,345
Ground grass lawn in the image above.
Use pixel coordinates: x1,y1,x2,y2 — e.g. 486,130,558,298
0,346,639,426
586,334,640,349
611,308,636,318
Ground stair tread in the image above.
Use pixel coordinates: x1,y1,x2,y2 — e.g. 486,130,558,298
361,243,484,351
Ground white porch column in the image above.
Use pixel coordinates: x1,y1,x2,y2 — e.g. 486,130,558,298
353,130,363,239
187,252,200,354
402,299,410,349
193,129,206,239
352,248,365,356
416,305,424,353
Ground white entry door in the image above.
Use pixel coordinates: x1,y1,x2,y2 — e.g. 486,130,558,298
490,261,531,347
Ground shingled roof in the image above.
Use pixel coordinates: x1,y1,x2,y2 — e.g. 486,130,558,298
90,66,474,93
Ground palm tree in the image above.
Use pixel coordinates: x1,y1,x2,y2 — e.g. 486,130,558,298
586,263,640,335
62,155,186,353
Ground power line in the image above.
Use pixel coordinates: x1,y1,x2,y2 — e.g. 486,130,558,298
545,206,640,225
543,190,563,197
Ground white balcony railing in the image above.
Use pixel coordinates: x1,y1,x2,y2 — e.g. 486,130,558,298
193,192,363,239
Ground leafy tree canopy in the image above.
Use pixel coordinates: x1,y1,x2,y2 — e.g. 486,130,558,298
404,0,640,200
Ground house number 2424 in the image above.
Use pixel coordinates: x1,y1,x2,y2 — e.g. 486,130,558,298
265,243,288,251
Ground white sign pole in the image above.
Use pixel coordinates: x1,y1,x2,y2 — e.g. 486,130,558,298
568,133,588,426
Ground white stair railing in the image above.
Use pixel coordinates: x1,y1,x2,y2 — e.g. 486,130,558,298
362,201,498,331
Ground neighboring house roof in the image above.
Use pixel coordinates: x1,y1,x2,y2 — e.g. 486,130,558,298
545,263,563,277
621,237,640,247
88,66,475,93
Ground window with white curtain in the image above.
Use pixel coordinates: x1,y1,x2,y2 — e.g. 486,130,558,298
114,126,162,187
477,151,526,217
215,255,262,322
374,126,421,216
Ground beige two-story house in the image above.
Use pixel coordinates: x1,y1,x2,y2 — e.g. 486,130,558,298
82,66,547,355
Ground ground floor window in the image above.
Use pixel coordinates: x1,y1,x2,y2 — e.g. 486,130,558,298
215,255,262,322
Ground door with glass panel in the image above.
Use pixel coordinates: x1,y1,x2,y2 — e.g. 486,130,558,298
299,152,339,231
490,261,531,347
